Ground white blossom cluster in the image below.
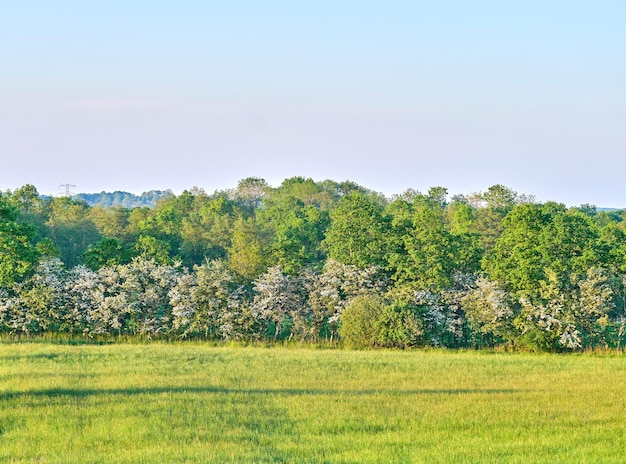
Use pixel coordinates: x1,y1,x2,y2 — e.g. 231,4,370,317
0,257,620,349
0,258,389,342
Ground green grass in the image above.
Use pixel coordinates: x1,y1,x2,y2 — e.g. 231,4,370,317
0,342,624,463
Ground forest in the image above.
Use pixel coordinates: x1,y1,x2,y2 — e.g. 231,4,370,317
1,177,626,351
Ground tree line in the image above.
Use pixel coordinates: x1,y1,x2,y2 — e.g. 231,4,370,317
1,177,625,350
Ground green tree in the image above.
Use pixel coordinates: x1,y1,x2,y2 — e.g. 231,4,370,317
45,196,101,267
389,188,481,295
0,196,39,287
230,177,271,216
178,192,242,267
7,184,51,242
485,204,604,300
539,210,603,281
483,203,553,299
228,217,268,281
275,177,338,210
258,195,329,274
323,193,390,268
89,206,132,243
469,184,524,251
83,237,132,270
134,235,173,265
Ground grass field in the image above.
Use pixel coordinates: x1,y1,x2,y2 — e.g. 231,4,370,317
0,342,624,463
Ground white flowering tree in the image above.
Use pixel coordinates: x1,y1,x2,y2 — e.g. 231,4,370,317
461,277,515,345
171,259,244,339
169,272,197,336
215,285,255,341
90,265,130,336
119,258,181,337
298,267,336,341
514,268,614,350
314,259,389,339
7,259,67,334
252,265,306,340
90,258,181,337
568,268,614,348
411,273,474,347
0,288,17,333
413,290,464,347
62,265,103,335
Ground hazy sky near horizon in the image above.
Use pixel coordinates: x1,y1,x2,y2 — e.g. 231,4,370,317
1,1,625,206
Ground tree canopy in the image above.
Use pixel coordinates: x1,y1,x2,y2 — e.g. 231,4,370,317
1,179,626,350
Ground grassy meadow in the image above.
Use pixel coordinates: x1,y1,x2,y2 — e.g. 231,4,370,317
0,342,624,463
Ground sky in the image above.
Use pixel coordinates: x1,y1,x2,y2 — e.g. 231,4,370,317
1,1,625,206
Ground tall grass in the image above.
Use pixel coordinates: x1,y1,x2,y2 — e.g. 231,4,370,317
0,342,624,463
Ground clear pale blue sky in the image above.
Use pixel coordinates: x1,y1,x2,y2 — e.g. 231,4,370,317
1,1,625,206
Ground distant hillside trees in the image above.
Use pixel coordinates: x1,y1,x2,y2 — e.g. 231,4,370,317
75,190,174,208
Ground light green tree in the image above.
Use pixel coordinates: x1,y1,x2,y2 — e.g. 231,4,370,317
339,295,386,348
0,196,39,287
323,193,390,268
228,217,268,281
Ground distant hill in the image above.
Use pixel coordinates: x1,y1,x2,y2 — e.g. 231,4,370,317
74,190,174,208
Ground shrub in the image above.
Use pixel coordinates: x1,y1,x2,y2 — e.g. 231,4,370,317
339,295,385,348
377,302,423,348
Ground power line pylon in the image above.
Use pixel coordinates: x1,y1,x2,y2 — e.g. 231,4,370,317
59,183,77,197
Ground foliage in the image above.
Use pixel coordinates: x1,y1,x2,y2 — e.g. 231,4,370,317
461,277,515,344
376,302,424,348
323,192,390,268
75,189,174,208
0,195,39,286
82,237,132,270
4,179,626,350
339,295,386,348
388,188,481,294
134,235,173,265
252,266,307,340
228,217,268,281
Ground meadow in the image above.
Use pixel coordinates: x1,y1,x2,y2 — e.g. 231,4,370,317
0,342,624,463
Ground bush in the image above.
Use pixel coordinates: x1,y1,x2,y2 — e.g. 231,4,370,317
339,295,385,348
377,302,423,348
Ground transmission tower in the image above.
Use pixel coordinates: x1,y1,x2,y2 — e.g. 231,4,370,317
59,183,77,197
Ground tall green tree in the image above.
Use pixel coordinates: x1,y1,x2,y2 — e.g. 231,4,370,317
134,235,173,265
230,177,271,216
258,195,329,274
45,196,101,267
82,237,132,270
178,190,239,267
323,193,390,268
0,196,39,287
483,203,554,299
469,184,523,251
388,188,482,295
484,203,604,300
228,217,268,281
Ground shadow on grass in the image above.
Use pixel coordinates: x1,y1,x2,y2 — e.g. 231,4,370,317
0,353,65,362
0,386,523,401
